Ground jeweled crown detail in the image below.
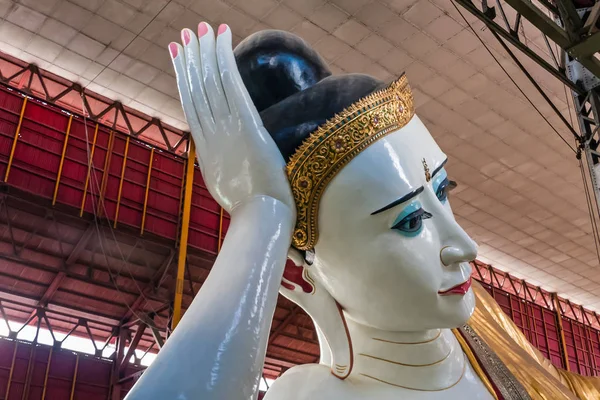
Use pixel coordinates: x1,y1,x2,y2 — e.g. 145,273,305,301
286,75,415,250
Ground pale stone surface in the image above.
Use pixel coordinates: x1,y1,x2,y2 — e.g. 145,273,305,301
0,0,597,309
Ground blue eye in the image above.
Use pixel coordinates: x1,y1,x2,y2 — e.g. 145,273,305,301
432,168,449,203
436,178,449,203
391,201,432,237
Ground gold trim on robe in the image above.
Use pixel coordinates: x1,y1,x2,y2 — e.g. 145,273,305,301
470,281,600,399
456,323,532,399
453,329,500,400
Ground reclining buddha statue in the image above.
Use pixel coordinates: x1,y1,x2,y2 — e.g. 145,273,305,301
124,22,600,400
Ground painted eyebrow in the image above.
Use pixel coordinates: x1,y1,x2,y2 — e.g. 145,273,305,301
370,158,449,216
371,187,424,215
431,158,448,180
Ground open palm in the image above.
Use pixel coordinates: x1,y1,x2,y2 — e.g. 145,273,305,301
169,23,294,215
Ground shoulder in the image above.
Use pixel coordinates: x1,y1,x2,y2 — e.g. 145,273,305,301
264,364,349,400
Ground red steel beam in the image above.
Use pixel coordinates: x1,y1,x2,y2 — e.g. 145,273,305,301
65,225,95,265
38,272,65,307
120,322,146,373
0,52,187,154
120,250,175,322
27,224,95,317
269,306,298,345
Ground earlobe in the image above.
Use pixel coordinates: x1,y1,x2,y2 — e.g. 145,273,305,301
279,254,353,379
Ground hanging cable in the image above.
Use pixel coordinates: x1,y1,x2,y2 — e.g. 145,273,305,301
564,83,600,261
451,1,578,154
79,94,161,324
582,145,600,245
578,156,600,263
563,83,577,128
552,29,600,266
84,0,174,90
553,22,600,263
555,37,578,129
452,1,600,262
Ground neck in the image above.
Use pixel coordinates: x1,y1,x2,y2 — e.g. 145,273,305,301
346,317,465,391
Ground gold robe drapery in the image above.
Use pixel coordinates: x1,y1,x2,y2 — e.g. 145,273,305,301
470,282,600,399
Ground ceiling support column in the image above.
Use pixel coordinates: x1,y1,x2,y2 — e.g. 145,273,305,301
172,141,195,330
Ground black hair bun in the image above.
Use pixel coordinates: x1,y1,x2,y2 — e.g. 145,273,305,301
234,30,385,161
234,30,331,113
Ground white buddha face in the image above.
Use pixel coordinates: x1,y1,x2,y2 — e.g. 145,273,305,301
311,115,478,331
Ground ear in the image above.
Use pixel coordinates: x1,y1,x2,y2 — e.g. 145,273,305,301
279,248,353,379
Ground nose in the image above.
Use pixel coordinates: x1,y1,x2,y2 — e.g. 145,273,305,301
429,197,478,266
440,244,477,266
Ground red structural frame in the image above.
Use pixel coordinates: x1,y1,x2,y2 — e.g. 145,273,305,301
2,261,599,400
0,52,188,154
0,85,230,256
0,53,599,399
473,260,600,376
0,337,142,400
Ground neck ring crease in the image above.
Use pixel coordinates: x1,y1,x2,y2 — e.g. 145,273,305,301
372,329,442,345
358,347,452,367
359,354,467,392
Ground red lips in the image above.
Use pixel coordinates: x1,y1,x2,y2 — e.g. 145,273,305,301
438,277,472,296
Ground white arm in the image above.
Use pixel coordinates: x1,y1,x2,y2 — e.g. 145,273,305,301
126,22,295,400
125,196,293,399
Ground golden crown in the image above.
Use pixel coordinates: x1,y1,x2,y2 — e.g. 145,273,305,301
286,74,415,250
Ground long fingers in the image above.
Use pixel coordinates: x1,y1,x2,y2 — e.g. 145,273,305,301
171,23,262,140
216,24,263,130
181,28,215,136
198,23,230,122
168,42,206,151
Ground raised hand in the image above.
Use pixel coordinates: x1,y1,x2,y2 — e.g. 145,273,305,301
168,23,294,215
125,23,296,400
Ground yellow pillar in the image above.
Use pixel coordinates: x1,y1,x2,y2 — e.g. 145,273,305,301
97,131,115,217
113,136,130,228
554,293,571,372
53,115,74,205
5,97,28,181
140,148,155,235
69,354,79,400
172,141,195,330
80,124,99,216
41,348,53,400
4,341,18,399
218,207,224,253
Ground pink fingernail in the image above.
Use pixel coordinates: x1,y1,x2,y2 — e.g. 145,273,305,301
182,29,191,45
218,24,227,35
198,22,208,38
169,43,178,58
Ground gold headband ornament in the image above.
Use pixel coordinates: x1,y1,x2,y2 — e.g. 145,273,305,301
286,74,416,250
